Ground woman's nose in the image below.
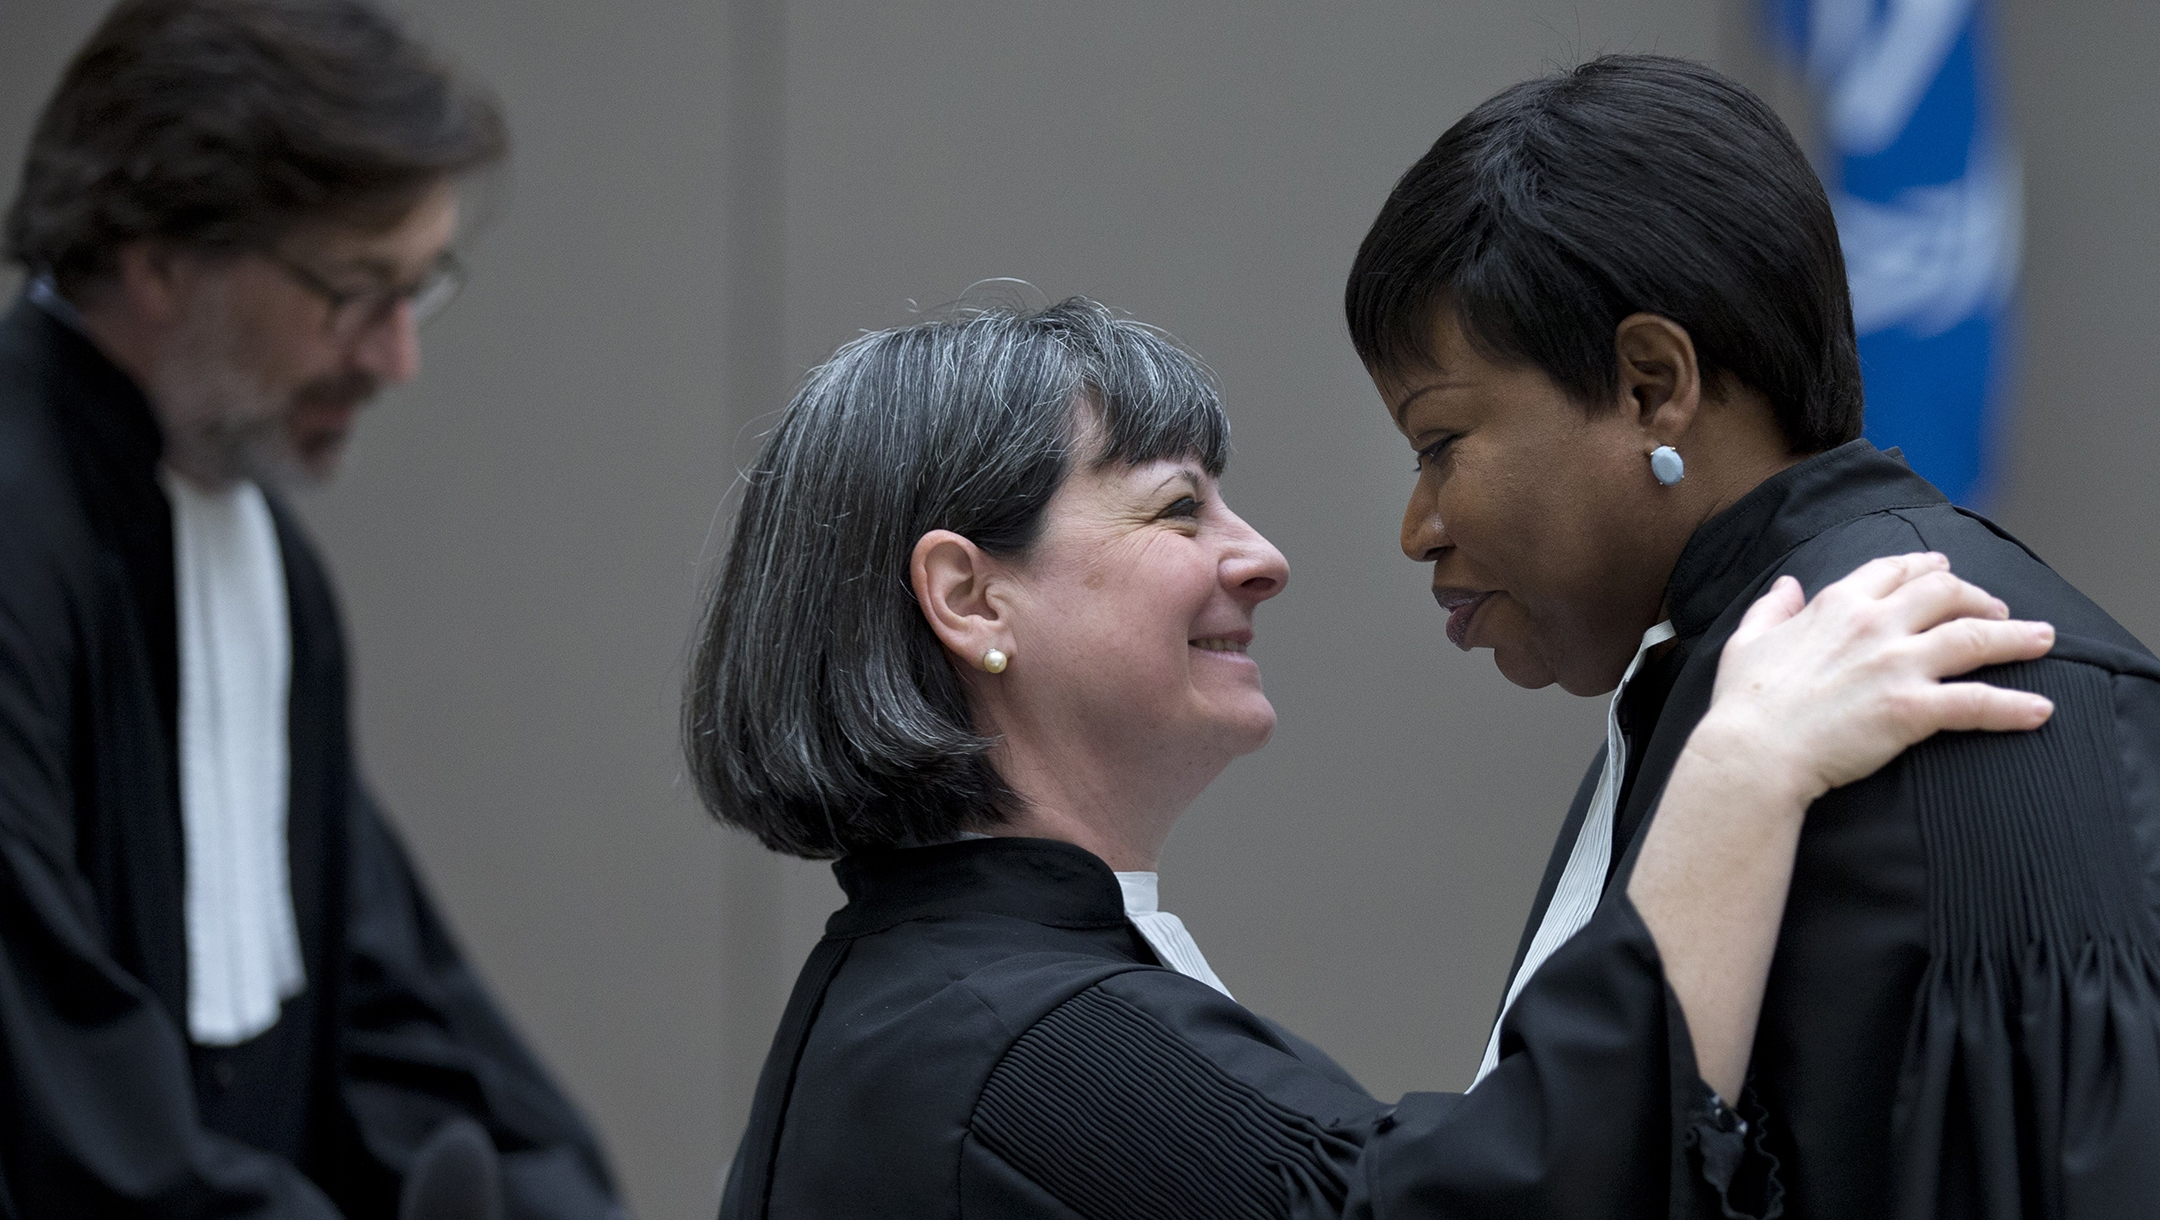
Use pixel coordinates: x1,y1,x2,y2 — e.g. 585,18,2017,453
1221,517,1289,603
1400,479,1449,562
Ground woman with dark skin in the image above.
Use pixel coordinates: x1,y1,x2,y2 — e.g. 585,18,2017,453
690,297,2053,1219
1348,55,2160,1217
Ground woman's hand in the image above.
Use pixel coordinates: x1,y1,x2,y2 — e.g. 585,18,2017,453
1693,551,2056,809
1630,551,2053,1102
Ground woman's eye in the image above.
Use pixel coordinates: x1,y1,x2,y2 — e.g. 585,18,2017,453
1162,496,1202,520
1413,436,1456,472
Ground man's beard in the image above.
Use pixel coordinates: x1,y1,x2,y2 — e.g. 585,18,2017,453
149,298,378,490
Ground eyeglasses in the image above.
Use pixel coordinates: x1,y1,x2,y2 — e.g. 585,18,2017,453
263,248,467,343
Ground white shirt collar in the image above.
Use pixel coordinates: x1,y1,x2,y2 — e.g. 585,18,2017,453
946,838,1235,999
1113,869,1160,915
1114,869,1232,999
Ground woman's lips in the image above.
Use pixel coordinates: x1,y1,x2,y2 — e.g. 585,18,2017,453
1443,591,1495,650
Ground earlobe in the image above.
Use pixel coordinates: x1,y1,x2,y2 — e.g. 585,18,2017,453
909,529,1011,666
1613,312,1702,440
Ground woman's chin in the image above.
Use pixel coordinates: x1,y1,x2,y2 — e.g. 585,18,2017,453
1230,720,1277,756
1202,697,1278,757
1492,643,1559,691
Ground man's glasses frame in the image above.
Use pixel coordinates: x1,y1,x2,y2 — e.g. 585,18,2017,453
262,248,466,343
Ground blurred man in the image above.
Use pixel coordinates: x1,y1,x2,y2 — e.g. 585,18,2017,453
0,2,622,1216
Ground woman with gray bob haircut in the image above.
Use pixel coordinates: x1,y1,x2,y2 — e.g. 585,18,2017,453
689,296,2057,1219
687,295,1230,856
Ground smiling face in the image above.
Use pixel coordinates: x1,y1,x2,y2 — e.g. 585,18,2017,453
990,452,1289,776
1382,310,1689,696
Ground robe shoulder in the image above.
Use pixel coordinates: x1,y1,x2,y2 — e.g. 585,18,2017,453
960,904,1770,1220
0,307,104,584
758,893,1386,1219
1892,653,2160,1215
745,842,1774,1220
0,369,99,887
1777,502,2147,656
966,969,1383,1220
0,329,99,631
1743,502,2160,1215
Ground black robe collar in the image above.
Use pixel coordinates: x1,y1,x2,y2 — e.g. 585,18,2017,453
1663,439,1947,638
827,837,1129,939
1608,441,1951,878
9,294,166,482
7,295,184,760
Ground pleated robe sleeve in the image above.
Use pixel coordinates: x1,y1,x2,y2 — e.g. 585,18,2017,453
1891,650,2160,1217
0,494,343,1217
959,891,1777,1220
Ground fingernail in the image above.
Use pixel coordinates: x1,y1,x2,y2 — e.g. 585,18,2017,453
2034,622,2056,642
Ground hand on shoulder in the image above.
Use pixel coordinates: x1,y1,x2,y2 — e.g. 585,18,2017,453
1697,551,2057,808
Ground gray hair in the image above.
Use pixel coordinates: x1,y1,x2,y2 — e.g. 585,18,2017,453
683,297,1230,859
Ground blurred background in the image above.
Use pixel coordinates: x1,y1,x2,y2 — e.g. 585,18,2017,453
5,2,2154,1215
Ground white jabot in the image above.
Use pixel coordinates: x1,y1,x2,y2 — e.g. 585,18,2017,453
1115,871,1233,999
1473,619,1676,1087
162,470,305,1046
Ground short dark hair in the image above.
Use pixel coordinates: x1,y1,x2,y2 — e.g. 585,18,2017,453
6,0,506,292
1345,54,1863,453
683,297,1230,860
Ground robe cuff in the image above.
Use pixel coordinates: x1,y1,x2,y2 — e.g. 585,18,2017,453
1683,1080,1783,1219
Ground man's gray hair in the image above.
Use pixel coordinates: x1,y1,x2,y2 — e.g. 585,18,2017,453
683,297,1230,859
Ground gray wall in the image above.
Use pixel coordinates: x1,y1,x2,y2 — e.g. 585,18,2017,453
5,4,2156,1217
1992,1,2160,651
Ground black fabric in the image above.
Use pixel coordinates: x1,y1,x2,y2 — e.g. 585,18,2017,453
1505,439,2160,1219
1685,1084,1783,1220
722,835,1779,1220
0,295,619,1218
715,937,851,1220
973,985,1365,1220
397,1117,503,1220
1895,658,2160,1218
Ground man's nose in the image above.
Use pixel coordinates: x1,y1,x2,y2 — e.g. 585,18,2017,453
351,299,422,384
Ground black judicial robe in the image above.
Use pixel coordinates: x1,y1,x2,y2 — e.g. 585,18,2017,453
1509,440,2160,1219
0,297,620,1218
723,836,1777,1220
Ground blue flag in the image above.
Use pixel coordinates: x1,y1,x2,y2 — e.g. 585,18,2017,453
1766,0,2021,506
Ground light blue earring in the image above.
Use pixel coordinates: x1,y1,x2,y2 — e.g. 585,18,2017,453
1650,445,1685,487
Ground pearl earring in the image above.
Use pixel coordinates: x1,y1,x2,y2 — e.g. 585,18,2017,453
982,648,1009,674
1650,445,1685,487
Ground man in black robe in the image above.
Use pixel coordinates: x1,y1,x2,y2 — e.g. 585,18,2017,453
0,2,620,1216
1346,56,2160,1217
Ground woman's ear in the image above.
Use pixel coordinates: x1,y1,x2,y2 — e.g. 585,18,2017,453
1613,312,1704,443
910,529,1011,670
